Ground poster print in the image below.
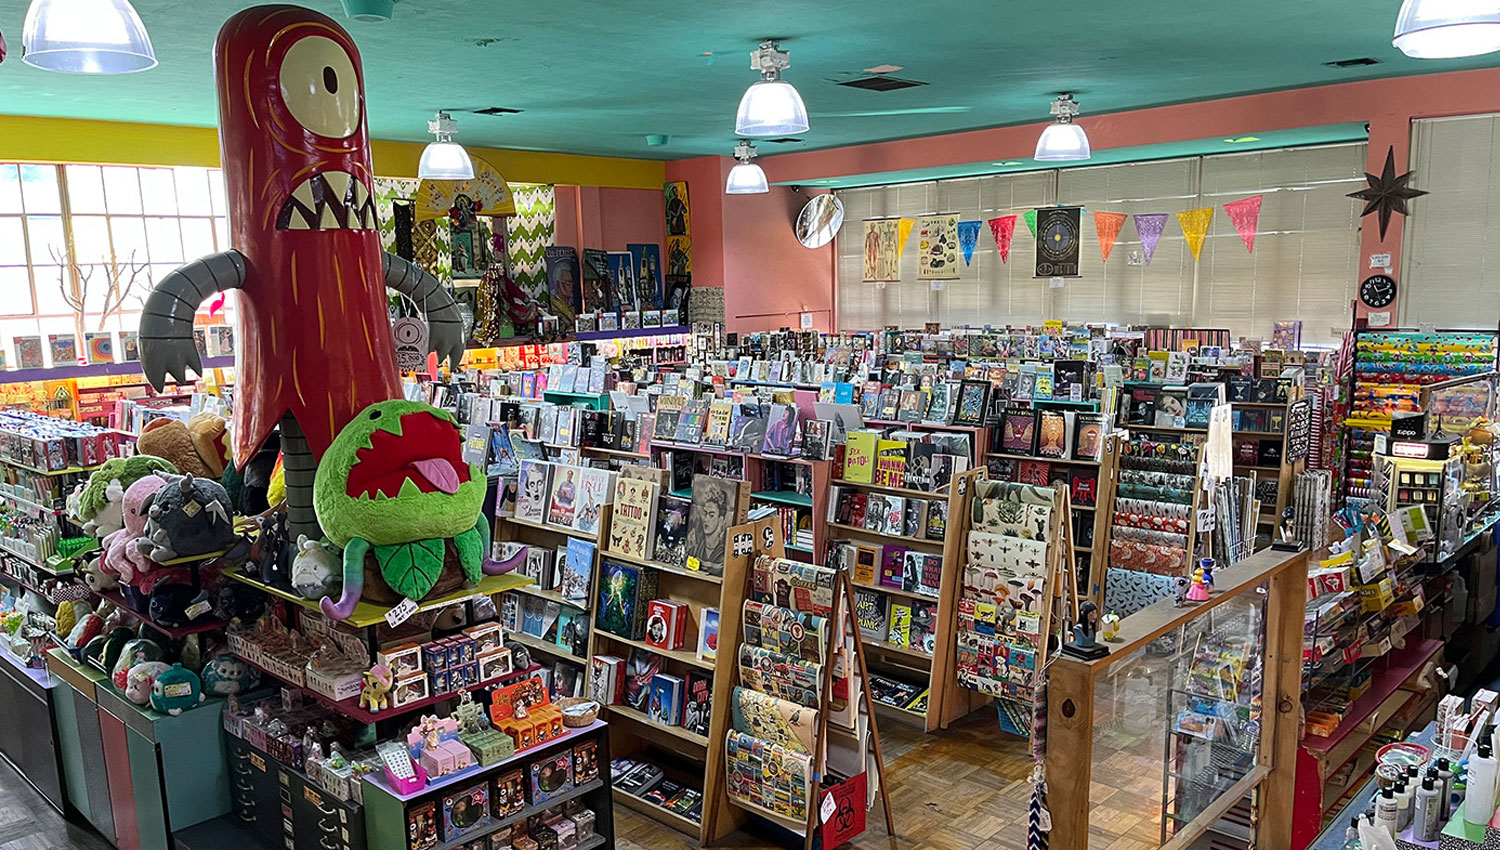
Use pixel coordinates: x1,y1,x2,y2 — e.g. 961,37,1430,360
1034,207,1082,278
917,214,959,280
862,219,901,282
544,246,580,322
664,181,690,235
666,234,692,276
607,251,638,311
627,243,663,310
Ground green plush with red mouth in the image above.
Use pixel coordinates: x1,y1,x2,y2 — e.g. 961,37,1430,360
314,400,490,620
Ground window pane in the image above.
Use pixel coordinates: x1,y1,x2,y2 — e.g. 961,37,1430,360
0,217,25,265
19,165,61,215
32,267,71,315
174,167,213,216
145,217,183,263
109,217,148,264
138,168,177,215
180,218,215,259
66,165,107,214
26,215,66,266
101,167,142,215
215,216,229,250
0,268,34,316
149,264,179,289
71,215,113,265
208,170,226,216
0,165,21,214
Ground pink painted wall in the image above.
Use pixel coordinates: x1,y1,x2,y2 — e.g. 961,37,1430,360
554,185,665,254
721,188,834,333
699,67,1500,328
663,156,729,289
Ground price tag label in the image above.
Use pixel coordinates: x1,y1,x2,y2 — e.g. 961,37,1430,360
385,597,419,627
1368,311,1392,327
686,556,702,572
1069,385,1083,401
184,599,212,621
1197,508,1217,531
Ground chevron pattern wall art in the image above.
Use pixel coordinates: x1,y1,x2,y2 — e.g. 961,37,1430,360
507,184,556,304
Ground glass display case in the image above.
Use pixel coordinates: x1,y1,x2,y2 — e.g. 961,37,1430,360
1044,546,1306,850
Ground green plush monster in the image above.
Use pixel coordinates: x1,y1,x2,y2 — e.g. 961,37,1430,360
72,455,180,538
314,400,522,620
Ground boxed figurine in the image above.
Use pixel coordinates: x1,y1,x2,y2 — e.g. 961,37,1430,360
465,622,505,654
391,670,431,707
407,799,438,850
478,646,514,682
492,768,527,818
378,642,424,678
441,781,491,843
528,751,573,805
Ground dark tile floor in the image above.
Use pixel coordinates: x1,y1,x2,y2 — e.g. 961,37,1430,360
0,759,110,850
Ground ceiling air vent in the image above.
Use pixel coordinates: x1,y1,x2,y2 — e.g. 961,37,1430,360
837,75,927,92
1324,57,1380,68
472,106,523,116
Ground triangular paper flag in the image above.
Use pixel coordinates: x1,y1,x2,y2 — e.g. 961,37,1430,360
957,220,982,266
1134,214,1168,265
1093,212,1128,264
1177,207,1214,262
896,218,915,258
1022,209,1038,238
1223,195,1263,253
988,216,1017,264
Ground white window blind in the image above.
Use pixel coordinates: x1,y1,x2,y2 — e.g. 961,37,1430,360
1404,114,1500,328
835,143,1366,344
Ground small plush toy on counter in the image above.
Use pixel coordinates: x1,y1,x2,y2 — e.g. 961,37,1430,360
1101,611,1122,642
150,663,205,715
1185,565,1212,603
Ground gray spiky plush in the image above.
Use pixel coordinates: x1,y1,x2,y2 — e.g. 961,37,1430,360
135,474,240,563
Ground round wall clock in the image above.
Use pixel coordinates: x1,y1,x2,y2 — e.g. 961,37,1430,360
1360,274,1398,309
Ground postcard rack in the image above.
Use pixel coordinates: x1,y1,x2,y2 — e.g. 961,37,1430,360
701,518,895,850
940,468,1080,735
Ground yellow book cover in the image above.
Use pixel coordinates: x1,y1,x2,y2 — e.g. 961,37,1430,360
874,439,908,489
843,431,878,483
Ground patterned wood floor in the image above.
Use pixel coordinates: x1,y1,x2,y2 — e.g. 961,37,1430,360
615,710,1059,850
0,763,110,850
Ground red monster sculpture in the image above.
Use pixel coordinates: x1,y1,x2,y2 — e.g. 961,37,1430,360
139,5,464,538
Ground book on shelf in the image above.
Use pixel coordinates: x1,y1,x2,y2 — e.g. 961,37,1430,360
854,589,889,642
874,438,908,489
607,476,658,560
886,603,912,647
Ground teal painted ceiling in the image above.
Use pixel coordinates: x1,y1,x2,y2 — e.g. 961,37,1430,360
0,0,1493,161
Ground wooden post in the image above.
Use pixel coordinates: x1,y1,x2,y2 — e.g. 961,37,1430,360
1258,551,1309,848
1044,656,1095,850
841,570,896,836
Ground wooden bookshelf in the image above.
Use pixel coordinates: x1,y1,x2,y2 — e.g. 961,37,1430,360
825,469,973,733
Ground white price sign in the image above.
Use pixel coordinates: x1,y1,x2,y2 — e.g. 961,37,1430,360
385,597,419,627
1197,508,1217,531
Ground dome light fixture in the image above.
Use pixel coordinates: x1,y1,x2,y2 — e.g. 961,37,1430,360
735,40,810,137
725,140,769,195
1394,0,1500,58
1034,94,1091,162
340,0,394,22
418,111,476,181
22,0,157,74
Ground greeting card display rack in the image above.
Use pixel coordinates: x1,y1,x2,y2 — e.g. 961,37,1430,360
700,518,895,850
1101,436,1207,618
941,468,1081,735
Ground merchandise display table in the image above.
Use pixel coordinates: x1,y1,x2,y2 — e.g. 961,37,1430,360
1309,722,1437,850
0,647,63,811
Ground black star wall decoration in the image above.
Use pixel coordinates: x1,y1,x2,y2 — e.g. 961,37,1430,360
1348,146,1428,242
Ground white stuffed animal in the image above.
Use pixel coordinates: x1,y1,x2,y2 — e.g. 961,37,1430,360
290,535,341,601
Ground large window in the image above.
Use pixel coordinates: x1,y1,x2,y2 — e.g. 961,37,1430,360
0,163,230,366
835,143,1367,345
1403,114,1500,328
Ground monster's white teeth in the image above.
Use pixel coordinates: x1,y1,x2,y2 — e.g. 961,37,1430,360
320,203,343,230
276,171,376,232
323,171,352,203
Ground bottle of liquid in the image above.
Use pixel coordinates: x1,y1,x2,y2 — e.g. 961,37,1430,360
1428,767,1447,826
1417,776,1443,841
1376,788,1401,837
1405,766,1421,828
1395,780,1411,831
1343,815,1361,850
1437,758,1455,819
1465,742,1498,826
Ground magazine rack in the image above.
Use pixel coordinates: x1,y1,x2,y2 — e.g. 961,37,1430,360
702,518,895,850
939,468,1081,734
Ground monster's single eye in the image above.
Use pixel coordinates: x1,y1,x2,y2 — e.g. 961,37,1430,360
278,36,360,139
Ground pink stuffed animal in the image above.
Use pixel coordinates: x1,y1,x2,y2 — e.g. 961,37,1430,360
116,474,173,585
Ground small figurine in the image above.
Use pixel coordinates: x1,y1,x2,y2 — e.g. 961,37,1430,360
360,664,394,713
1061,600,1109,659
1173,576,1191,607
1198,558,1216,591
1101,611,1122,643
1279,507,1296,543
1185,567,1211,603
453,691,486,734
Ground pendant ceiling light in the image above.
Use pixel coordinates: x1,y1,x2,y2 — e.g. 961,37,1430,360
1394,0,1500,58
1035,94,1090,162
22,0,156,74
725,141,769,195
340,0,394,22
735,40,809,137
418,111,476,181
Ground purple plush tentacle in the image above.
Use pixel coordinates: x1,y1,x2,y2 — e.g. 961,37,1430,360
482,545,528,576
319,538,368,620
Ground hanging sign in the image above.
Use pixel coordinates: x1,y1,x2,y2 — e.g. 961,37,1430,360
1034,207,1082,278
988,216,1017,264
392,317,428,373
917,214,960,280
1093,212,1128,264
1134,214,1168,265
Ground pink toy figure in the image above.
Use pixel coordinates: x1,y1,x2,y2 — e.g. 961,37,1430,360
104,474,173,584
1185,566,1211,602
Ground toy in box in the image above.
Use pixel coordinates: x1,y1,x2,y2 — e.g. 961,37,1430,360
512,837,539,850
408,715,473,778
392,670,431,707
487,826,513,850
553,818,577,850
644,599,689,650
422,640,450,674
572,740,598,785
478,646,513,681
493,768,527,818
528,751,573,805
533,824,559,850
569,810,595,840
465,621,505,654
489,675,561,751
407,799,439,850
378,642,423,678
441,781,491,843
